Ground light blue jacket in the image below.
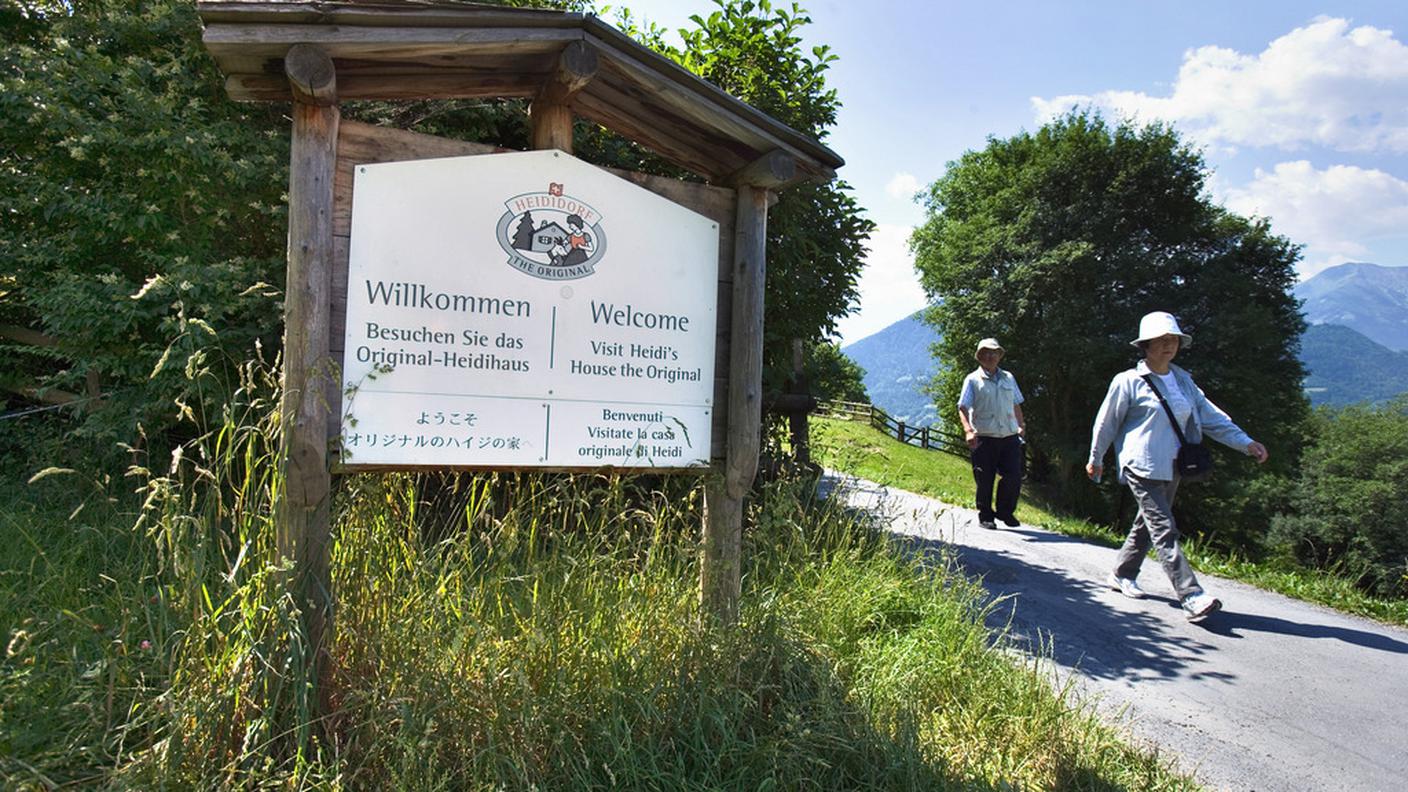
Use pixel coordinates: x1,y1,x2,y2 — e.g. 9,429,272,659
1088,360,1254,482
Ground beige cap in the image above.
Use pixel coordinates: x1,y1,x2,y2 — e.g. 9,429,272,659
975,337,1004,359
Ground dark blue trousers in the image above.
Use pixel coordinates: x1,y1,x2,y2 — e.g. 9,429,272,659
971,434,1023,524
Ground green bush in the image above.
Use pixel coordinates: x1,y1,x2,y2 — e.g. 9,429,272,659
1271,399,1408,597
0,1,290,453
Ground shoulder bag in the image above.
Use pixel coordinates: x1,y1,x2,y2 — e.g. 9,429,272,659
1140,374,1214,482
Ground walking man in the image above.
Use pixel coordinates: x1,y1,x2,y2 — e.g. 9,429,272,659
957,338,1026,529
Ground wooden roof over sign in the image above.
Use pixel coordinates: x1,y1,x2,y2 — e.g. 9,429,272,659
196,1,845,186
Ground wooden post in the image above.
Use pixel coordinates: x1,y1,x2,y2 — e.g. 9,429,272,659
279,43,338,715
702,184,768,626
530,40,598,153
788,338,810,465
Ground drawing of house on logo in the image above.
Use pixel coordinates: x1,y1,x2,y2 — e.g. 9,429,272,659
530,220,569,253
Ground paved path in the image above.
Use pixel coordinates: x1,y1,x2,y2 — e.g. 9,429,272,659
822,472,1408,792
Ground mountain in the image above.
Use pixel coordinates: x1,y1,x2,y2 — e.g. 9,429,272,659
1295,262,1408,351
1300,323,1408,406
841,312,941,426
843,314,1408,418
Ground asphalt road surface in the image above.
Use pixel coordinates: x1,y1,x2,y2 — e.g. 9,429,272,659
822,472,1408,792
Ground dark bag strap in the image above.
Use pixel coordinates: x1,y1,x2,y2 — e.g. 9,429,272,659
1140,374,1191,447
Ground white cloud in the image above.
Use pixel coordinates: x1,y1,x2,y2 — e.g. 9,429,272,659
1222,160,1408,276
1032,17,1408,153
885,172,922,200
832,223,928,346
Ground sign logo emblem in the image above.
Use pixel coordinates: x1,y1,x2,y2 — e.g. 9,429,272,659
496,184,608,281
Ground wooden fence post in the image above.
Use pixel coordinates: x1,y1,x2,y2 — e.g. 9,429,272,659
788,338,810,465
278,43,338,718
702,183,769,627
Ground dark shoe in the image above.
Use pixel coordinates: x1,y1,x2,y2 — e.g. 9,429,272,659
979,519,997,530
999,515,1020,527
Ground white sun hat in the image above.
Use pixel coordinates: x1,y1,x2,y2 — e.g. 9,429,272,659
974,337,1004,359
1131,311,1192,348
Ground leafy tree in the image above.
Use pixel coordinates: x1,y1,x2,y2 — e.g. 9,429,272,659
0,0,288,453
806,341,867,402
1271,400,1408,597
911,111,1307,545
649,1,872,393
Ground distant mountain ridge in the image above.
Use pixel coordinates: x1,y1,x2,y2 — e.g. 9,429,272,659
844,262,1408,415
1296,262,1408,351
841,312,940,426
1300,323,1408,405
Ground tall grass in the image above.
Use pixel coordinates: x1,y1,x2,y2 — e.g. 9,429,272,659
0,470,172,789
3,368,1198,789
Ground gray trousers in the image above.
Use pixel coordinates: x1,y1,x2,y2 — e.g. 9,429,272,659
1115,469,1203,601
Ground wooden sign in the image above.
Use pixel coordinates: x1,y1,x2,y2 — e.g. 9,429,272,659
340,150,720,469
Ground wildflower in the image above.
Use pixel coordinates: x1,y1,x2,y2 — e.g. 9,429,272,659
140,640,152,650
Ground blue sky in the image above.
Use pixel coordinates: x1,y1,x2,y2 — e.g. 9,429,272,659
614,0,1408,344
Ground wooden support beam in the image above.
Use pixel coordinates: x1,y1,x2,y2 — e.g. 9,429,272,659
530,40,598,153
285,43,337,105
726,150,796,189
539,40,599,104
225,71,542,102
279,46,338,719
702,184,768,626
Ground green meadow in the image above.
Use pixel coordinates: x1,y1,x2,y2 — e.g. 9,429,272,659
0,387,1198,789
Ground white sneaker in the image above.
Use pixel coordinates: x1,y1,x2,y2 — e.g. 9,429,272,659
1182,592,1222,622
1107,573,1146,599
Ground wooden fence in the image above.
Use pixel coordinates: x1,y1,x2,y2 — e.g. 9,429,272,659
816,399,967,459
0,325,102,409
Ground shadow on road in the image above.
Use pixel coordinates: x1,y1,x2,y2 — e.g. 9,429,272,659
897,535,1227,684
823,474,1408,688
1198,611,1408,654
1001,526,1117,548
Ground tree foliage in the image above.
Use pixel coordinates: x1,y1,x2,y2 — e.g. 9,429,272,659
664,0,872,391
805,341,867,403
911,111,1308,545
2,0,870,457
0,0,288,451
1271,400,1408,597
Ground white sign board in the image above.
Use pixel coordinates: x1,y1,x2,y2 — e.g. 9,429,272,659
339,150,720,469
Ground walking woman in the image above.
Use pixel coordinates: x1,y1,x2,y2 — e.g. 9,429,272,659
1086,312,1269,621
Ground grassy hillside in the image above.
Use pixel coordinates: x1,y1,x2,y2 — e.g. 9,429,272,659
1300,323,1408,405
813,417,1408,626
2,409,1199,788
